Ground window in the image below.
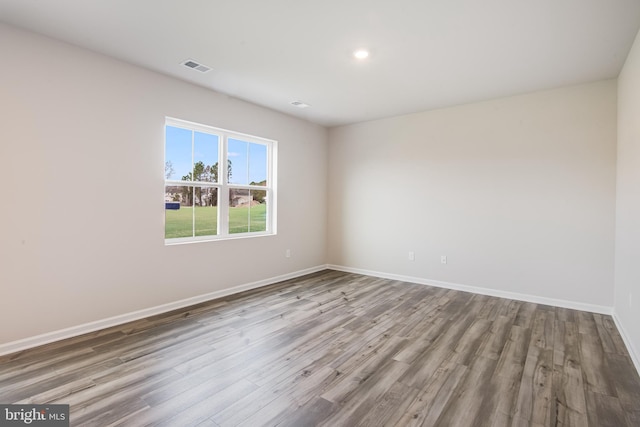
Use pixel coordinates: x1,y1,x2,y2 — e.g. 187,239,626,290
164,118,276,243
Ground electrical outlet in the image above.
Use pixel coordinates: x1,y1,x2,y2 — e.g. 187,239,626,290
408,251,415,261
441,256,447,264
285,249,291,258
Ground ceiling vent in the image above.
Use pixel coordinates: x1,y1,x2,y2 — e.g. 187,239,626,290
181,59,212,73
290,101,311,108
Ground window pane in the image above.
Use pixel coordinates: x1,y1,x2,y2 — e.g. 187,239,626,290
194,132,219,183
195,187,218,236
228,139,268,186
228,138,249,185
249,143,268,185
229,188,250,233
229,188,267,234
165,185,194,239
165,126,192,181
249,190,267,232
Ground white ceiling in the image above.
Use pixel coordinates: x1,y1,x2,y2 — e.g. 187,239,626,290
1,0,639,127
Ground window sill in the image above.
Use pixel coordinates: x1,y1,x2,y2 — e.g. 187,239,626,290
164,231,276,246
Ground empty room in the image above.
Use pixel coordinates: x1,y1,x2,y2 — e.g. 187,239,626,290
1,1,640,426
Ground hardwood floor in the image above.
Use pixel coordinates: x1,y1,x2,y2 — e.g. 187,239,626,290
1,270,639,426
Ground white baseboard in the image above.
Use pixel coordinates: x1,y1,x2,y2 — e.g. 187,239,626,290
0,265,328,357
326,264,612,315
611,312,640,376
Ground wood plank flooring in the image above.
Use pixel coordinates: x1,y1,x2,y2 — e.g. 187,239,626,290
1,270,639,426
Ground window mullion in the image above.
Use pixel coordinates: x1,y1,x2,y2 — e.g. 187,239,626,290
219,134,229,237
191,130,195,237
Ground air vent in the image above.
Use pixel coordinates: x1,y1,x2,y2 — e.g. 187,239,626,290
290,101,311,108
181,59,212,73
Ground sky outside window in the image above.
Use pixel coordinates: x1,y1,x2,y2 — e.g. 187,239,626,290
228,138,268,185
165,126,219,181
167,128,265,184
165,126,191,180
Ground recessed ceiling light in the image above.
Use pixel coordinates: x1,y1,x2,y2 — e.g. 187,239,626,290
353,50,369,59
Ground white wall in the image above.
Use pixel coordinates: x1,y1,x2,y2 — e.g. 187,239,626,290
0,24,328,346
0,21,630,359
615,28,640,367
328,81,617,308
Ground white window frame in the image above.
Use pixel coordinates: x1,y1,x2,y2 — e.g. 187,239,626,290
164,117,277,244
